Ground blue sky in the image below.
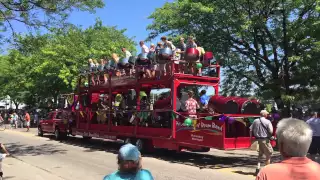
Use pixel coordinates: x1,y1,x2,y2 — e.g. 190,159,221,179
68,0,173,50
2,0,219,95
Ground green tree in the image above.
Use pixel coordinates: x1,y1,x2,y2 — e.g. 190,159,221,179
147,0,320,113
0,20,136,108
0,0,104,37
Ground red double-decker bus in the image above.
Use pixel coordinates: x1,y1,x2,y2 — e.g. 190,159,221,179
43,49,270,152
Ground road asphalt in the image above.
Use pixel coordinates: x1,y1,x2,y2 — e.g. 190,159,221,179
0,128,281,180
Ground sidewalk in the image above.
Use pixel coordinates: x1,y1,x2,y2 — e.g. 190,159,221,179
2,156,65,180
6,127,38,134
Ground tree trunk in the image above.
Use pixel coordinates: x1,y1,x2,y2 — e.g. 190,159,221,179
12,100,19,110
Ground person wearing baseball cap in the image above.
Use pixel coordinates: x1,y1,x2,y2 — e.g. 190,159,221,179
250,109,274,175
103,143,154,180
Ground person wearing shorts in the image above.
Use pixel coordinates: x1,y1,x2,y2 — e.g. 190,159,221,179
24,111,30,132
250,110,274,175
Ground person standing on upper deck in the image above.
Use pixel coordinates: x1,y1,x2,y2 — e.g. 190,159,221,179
140,41,149,55
185,91,200,119
199,90,209,109
161,36,176,51
122,47,132,59
250,110,274,175
186,36,197,49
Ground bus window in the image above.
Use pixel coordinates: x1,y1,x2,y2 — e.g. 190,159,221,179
177,85,215,113
150,88,171,110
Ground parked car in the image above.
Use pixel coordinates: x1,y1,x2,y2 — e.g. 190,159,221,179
38,110,70,140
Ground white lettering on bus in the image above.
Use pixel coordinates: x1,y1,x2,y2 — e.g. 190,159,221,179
176,121,223,132
191,134,203,142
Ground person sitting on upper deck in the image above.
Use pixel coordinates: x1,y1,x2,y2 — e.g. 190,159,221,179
185,91,200,119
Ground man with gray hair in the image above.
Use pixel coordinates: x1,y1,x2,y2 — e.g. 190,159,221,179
256,118,320,180
250,110,274,175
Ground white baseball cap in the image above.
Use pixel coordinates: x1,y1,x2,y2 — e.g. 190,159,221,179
260,110,269,115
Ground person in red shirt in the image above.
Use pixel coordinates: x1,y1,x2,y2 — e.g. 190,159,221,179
185,91,200,119
256,118,320,180
24,111,30,132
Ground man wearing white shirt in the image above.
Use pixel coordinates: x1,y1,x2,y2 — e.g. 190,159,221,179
139,41,149,54
306,112,320,162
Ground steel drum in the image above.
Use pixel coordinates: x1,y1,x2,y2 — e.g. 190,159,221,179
158,47,173,61
119,58,129,66
137,53,150,66
138,53,148,60
203,52,213,66
185,48,200,62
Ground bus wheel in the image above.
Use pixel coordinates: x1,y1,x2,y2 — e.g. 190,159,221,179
83,136,92,141
135,139,144,152
38,126,43,137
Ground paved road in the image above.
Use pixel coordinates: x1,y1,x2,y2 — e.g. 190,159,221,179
0,128,280,180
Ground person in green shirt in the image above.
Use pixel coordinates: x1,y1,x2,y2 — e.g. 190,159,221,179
103,144,154,180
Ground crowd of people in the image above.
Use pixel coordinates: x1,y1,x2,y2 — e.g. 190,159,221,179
87,36,210,85
0,110,34,132
251,110,320,179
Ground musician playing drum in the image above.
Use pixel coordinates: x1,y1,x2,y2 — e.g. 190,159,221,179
160,36,176,76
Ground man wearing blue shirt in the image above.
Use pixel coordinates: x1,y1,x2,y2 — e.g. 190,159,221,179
200,90,209,109
103,144,154,180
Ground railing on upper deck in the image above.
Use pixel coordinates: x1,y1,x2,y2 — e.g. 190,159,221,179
79,57,220,88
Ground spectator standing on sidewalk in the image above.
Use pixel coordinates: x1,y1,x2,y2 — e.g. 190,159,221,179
306,112,320,162
33,112,39,127
0,143,10,180
103,143,154,180
24,111,30,132
256,118,320,180
13,112,18,129
250,110,274,175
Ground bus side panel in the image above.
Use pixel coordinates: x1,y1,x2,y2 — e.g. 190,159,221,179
175,119,225,149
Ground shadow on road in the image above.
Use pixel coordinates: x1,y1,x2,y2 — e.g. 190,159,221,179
6,142,67,156
38,134,283,176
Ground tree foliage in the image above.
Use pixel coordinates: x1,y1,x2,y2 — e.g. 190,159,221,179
0,20,136,108
0,0,104,37
147,0,320,109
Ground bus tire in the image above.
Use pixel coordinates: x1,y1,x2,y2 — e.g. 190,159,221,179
38,126,44,137
54,128,61,140
83,136,92,140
